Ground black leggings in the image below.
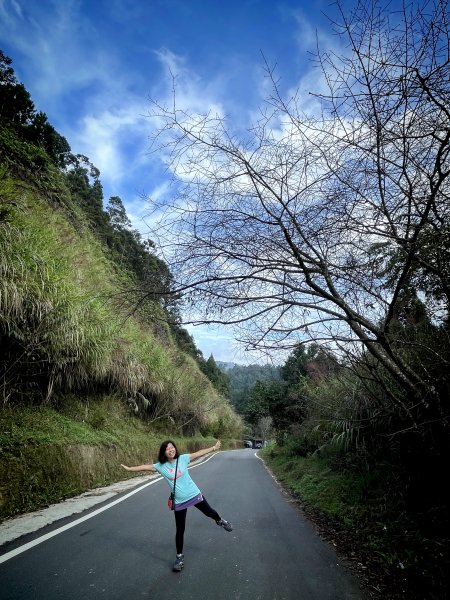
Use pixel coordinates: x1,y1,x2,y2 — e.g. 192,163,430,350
174,496,221,554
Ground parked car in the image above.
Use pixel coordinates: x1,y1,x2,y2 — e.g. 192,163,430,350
243,439,264,448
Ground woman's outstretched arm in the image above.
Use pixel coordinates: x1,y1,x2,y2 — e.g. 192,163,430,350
121,463,156,472
189,440,221,461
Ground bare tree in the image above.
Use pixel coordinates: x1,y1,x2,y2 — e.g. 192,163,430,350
148,0,450,431
258,416,273,445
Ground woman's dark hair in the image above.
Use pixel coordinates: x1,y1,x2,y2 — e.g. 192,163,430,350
158,440,179,463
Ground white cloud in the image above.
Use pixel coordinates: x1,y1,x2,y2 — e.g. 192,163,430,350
147,181,172,204
185,323,267,365
3,0,356,365
69,106,148,184
153,47,225,120
292,8,321,52
0,0,133,117
251,6,348,123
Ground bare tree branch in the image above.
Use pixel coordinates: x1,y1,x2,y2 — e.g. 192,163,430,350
145,0,450,426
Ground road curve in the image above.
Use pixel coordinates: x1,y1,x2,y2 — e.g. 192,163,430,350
0,449,364,600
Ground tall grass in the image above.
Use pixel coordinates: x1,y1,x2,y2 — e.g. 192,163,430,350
0,168,243,438
0,129,243,523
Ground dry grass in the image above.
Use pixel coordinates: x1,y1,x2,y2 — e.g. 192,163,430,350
0,166,243,437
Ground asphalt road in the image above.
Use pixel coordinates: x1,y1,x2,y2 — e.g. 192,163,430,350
0,450,364,600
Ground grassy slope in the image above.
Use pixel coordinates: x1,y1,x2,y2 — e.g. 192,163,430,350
0,137,243,520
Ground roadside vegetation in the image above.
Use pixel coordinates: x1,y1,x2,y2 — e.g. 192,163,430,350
236,343,449,599
0,396,239,518
260,443,439,600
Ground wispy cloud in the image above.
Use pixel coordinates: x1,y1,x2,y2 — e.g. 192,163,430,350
1,1,107,102
0,0,22,27
0,1,158,200
152,48,226,120
69,107,148,183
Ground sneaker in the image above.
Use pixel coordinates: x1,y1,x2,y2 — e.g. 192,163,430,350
216,518,233,532
172,554,184,572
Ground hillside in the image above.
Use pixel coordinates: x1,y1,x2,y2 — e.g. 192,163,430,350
0,128,242,432
0,52,243,519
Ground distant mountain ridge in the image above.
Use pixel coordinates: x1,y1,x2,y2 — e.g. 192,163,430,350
216,361,236,371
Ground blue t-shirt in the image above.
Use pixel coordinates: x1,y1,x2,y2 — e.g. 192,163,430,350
153,453,201,505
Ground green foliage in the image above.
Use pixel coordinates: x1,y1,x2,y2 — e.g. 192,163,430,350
0,50,242,435
226,363,281,411
0,124,51,176
200,354,230,396
168,323,203,362
280,344,309,384
106,195,132,229
0,178,115,401
261,446,364,520
0,397,242,518
261,444,449,599
0,51,70,168
65,162,106,230
0,53,207,418
65,165,174,307
0,50,245,526
0,398,172,516
235,343,343,443
241,380,280,425
260,333,450,597
0,50,15,84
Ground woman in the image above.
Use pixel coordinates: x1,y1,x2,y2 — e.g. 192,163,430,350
121,439,232,572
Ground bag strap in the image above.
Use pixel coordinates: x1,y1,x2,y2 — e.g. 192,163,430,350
172,456,179,502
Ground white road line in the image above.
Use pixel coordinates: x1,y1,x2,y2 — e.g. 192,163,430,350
0,452,218,565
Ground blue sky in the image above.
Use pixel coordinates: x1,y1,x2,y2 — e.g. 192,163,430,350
0,0,384,364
